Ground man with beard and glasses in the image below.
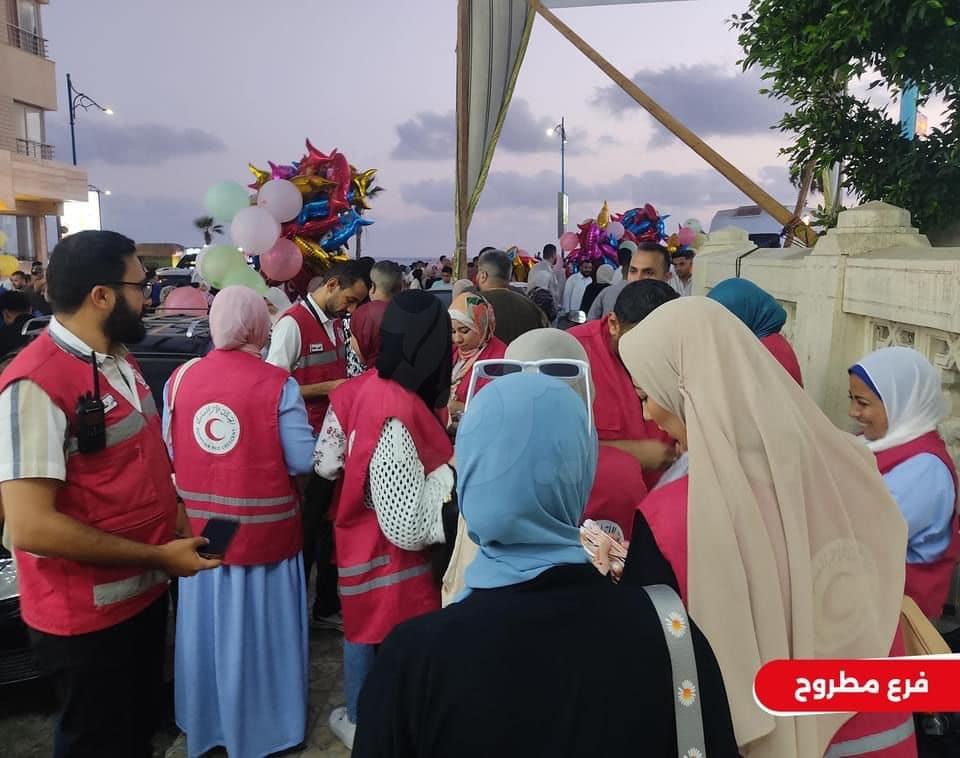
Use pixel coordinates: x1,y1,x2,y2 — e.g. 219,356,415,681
267,261,369,631
0,230,220,758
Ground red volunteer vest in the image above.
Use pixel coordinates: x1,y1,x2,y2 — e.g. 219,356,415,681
452,336,507,405
0,330,177,635
168,350,301,566
585,445,647,542
640,475,916,757
760,333,803,387
330,373,451,644
875,431,960,619
569,317,673,489
283,300,346,432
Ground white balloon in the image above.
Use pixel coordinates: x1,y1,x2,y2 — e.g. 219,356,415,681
257,179,304,223
230,206,281,255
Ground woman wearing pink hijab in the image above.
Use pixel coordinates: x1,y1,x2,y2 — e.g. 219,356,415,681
162,286,317,758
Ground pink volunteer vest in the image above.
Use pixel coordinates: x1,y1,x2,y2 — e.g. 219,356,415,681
0,330,177,635
168,349,301,566
282,301,346,432
329,372,451,644
875,430,960,620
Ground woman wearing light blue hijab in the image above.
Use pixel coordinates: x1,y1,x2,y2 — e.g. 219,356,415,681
352,373,739,758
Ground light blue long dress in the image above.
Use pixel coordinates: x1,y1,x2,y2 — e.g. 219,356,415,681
163,377,317,758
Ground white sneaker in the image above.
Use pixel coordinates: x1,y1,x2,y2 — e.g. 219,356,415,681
329,706,356,750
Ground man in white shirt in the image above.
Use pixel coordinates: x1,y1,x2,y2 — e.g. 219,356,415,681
668,249,695,297
0,230,217,756
588,242,635,320
561,259,594,315
530,244,565,304
267,261,368,631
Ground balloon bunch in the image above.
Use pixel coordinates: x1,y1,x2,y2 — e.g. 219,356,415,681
617,203,669,243
504,246,535,282
665,219,708,257
560,201,670,273
247,139,381,273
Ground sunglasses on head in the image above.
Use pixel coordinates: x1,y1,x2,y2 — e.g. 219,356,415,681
463,358,594,429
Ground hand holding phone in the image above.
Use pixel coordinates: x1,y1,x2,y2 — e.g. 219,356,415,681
199,518,240,559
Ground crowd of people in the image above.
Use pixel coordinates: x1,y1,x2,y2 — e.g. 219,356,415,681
0,228,956,757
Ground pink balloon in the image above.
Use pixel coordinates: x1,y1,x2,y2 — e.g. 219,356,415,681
606,220,625,239
678,226,697,247
559,231,579,252
260,238,303,282
160,286,209,316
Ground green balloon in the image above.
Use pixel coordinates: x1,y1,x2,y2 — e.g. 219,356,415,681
204,181,251,222
198,244,245,289
221,263,267,296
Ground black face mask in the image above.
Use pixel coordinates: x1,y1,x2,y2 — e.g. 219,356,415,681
104,293,146,345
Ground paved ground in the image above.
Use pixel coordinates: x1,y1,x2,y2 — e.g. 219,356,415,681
0,626,351,757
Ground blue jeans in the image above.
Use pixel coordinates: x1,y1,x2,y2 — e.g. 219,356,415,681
343,640,376,723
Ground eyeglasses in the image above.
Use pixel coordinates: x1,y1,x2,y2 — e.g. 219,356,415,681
104,280,152,298
464,358,594,429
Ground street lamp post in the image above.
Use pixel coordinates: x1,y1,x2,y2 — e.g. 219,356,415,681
67,73,113,166
547,117,568,238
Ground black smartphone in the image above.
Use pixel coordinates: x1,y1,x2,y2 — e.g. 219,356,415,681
199,518,240,559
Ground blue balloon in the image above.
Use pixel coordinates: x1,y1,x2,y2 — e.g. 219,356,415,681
321,209,374,251
295,199,331,226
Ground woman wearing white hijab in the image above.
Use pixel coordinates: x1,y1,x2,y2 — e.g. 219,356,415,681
620,298,914,758
849,346,959,619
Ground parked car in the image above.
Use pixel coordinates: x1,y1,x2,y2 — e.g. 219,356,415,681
0,313,212,685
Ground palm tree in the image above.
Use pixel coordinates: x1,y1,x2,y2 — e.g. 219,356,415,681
194,216,224,246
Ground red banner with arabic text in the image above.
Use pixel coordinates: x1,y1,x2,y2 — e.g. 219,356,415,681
754,658,960,715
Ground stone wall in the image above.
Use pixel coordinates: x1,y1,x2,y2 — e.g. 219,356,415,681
693,201,960,465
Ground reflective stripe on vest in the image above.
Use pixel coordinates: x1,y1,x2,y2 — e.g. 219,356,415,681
93,569,168,607
338,563,432,597
66,411,147,456
338,554,391,578
294,348,341,371
185,507,298,524
177,488,297,508
141,391,159,417
824,717,915,758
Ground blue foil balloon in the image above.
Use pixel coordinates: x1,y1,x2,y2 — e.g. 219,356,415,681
295,199,331,226
321,209,374,251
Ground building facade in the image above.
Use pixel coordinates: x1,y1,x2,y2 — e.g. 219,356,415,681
0,0,86,264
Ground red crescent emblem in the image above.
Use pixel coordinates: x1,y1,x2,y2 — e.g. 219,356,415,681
204,418,225,442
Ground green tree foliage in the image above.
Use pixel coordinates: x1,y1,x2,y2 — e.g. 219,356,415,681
731,1,959,235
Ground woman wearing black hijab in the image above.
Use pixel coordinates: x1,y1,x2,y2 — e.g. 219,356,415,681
313,290,456,750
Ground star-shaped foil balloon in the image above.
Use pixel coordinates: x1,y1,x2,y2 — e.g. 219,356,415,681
351,168,378,211
299,139,334,174
247,163,270,190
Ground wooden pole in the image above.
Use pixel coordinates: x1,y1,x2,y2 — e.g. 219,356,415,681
785,161,815,248
454,0,472,279
531,0,817,247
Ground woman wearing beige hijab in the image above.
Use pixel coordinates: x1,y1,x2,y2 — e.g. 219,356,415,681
619,297,914,758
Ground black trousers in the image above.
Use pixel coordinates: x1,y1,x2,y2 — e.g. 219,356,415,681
303,473,340,617
29,595,168,758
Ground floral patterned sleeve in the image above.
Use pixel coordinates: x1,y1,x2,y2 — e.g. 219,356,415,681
313,406,347,480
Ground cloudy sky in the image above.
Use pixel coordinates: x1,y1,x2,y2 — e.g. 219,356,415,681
44,0,803,258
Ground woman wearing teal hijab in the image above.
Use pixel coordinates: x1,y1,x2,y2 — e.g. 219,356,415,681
352,373,739,758
707,278,804,385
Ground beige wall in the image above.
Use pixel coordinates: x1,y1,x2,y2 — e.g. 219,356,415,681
694,202,960,466
0,1,86,261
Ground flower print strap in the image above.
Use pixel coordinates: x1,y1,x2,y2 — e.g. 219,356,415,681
642,584,706,758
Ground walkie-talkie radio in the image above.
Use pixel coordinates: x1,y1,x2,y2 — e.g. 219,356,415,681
74,350,106,453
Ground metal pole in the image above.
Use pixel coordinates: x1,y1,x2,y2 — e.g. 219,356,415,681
67,73,77,166
560,116,565,196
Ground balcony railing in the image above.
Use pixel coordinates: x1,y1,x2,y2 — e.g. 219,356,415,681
6,24,48,58
16,138,54,160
